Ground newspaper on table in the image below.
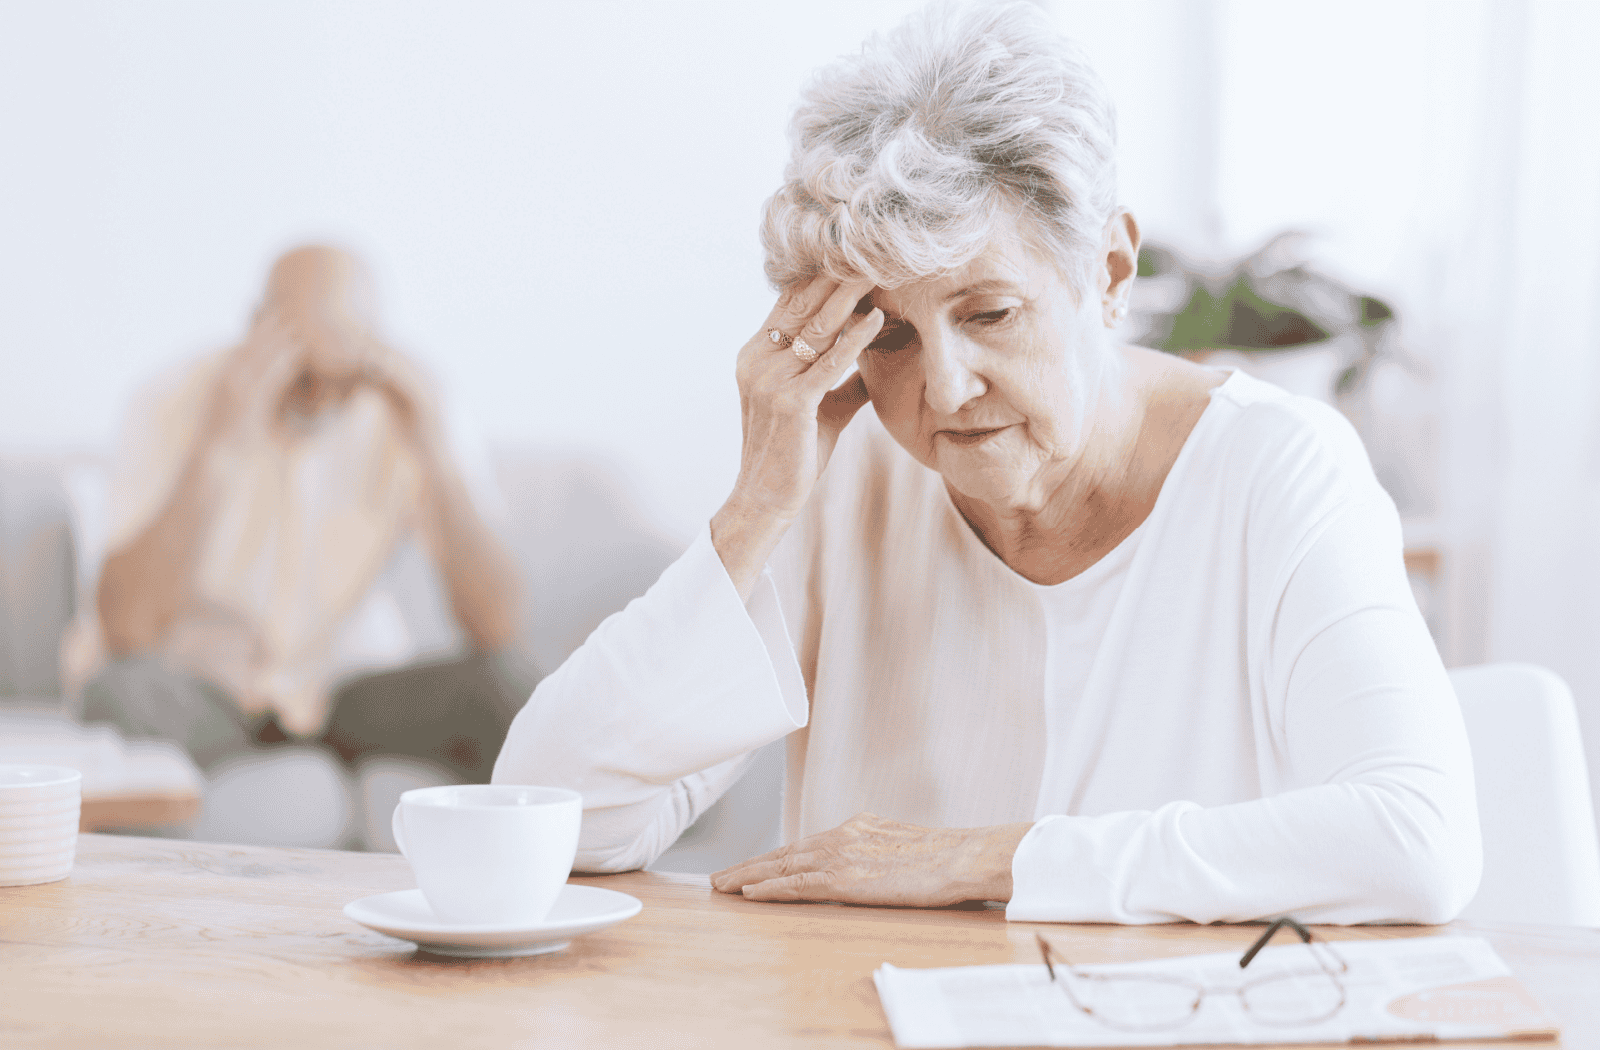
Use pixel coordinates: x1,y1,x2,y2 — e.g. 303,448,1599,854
874,935,1558,1048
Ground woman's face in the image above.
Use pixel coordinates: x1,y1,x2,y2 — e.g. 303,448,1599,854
854,215,1117,513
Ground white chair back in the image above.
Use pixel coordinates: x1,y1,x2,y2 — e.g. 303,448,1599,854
1451,663,1600,925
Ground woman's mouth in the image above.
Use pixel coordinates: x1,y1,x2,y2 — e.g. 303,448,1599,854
939,425,1010,447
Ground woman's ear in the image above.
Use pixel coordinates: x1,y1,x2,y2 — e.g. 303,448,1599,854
1101,209,1141,326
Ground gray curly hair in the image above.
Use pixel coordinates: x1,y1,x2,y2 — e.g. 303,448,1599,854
760,1,1119,292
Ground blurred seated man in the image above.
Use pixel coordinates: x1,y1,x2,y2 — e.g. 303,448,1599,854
75,245,534,843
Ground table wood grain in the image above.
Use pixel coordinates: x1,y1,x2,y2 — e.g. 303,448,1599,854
1,834,1594,1049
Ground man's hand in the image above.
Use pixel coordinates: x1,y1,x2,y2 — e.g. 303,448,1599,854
709,812,1032,908
203,310,309,445
229,306,440,446
361,346,444,452
99,316,306,656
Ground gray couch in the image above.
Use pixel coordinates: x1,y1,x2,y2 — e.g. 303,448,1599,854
0,464,76,703
0,456,781,871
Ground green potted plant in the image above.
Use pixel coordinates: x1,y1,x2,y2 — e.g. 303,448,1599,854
1130,231,1398,402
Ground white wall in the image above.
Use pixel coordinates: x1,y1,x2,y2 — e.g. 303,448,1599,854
1480,1,1600,802
10,0,1600,856
1206,0,1600,827
0,0,1205,544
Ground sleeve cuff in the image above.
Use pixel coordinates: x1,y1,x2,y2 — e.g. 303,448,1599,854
741,538,810,730
496,522,808,801
1004,812,1162,924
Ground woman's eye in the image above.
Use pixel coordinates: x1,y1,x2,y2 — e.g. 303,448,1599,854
869,321,918,355
969,308,1014,326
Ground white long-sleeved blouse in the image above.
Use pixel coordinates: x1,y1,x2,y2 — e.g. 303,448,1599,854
494,371,1482,924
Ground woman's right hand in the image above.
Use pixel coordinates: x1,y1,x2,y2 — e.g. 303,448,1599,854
711,277,884,598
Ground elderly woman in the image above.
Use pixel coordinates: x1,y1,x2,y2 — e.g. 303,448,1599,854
494,2,1480,924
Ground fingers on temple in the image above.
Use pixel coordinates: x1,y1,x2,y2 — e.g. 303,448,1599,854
802,279,874,344
800,312,881,399
769,276,836,332
833,307,884,360
769,277,872,339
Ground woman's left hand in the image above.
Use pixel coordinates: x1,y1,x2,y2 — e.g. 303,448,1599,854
710,813,1033,907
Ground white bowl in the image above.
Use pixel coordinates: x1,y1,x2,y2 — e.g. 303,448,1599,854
0,805,80,830
0,766,82,802
0,767,81,886
0,808,82,832
0,825,78,849
0,785,79,806
0,836,77,879
0,835,77,859
0,806,77,832
0,795,80,817
0,778,77,793
0,854,76,886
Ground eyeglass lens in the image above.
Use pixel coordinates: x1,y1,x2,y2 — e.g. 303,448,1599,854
1038,918,1346,1031
1239,970,1345,1025
1074,975,1203,1030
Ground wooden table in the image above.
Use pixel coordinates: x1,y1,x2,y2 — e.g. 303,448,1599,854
2,835,1596,1049
78,792,202,833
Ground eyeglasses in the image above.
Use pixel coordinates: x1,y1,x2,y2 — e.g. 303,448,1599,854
1036,916,1350,1032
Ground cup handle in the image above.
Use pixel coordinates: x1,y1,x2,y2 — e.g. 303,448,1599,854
391,806,408,858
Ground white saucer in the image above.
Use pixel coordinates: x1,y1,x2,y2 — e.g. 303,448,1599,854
343,884,641,958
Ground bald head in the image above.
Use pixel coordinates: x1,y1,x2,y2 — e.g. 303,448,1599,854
261,245,376,330
254,245,387,422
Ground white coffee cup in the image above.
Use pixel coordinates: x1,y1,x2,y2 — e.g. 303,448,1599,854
0,765,82,888
391,784,581,926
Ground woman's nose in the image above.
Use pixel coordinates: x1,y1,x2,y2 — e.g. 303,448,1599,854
920,332,986,415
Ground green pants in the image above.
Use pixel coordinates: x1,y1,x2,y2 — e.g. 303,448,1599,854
80,650,539,784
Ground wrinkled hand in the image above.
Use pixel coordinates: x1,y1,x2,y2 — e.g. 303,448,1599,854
709,812,1031,908
724,276,884,523
708,277,886,598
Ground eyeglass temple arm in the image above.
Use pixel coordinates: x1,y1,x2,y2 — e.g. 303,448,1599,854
1238,916,1313,969
1036,933,1084,982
